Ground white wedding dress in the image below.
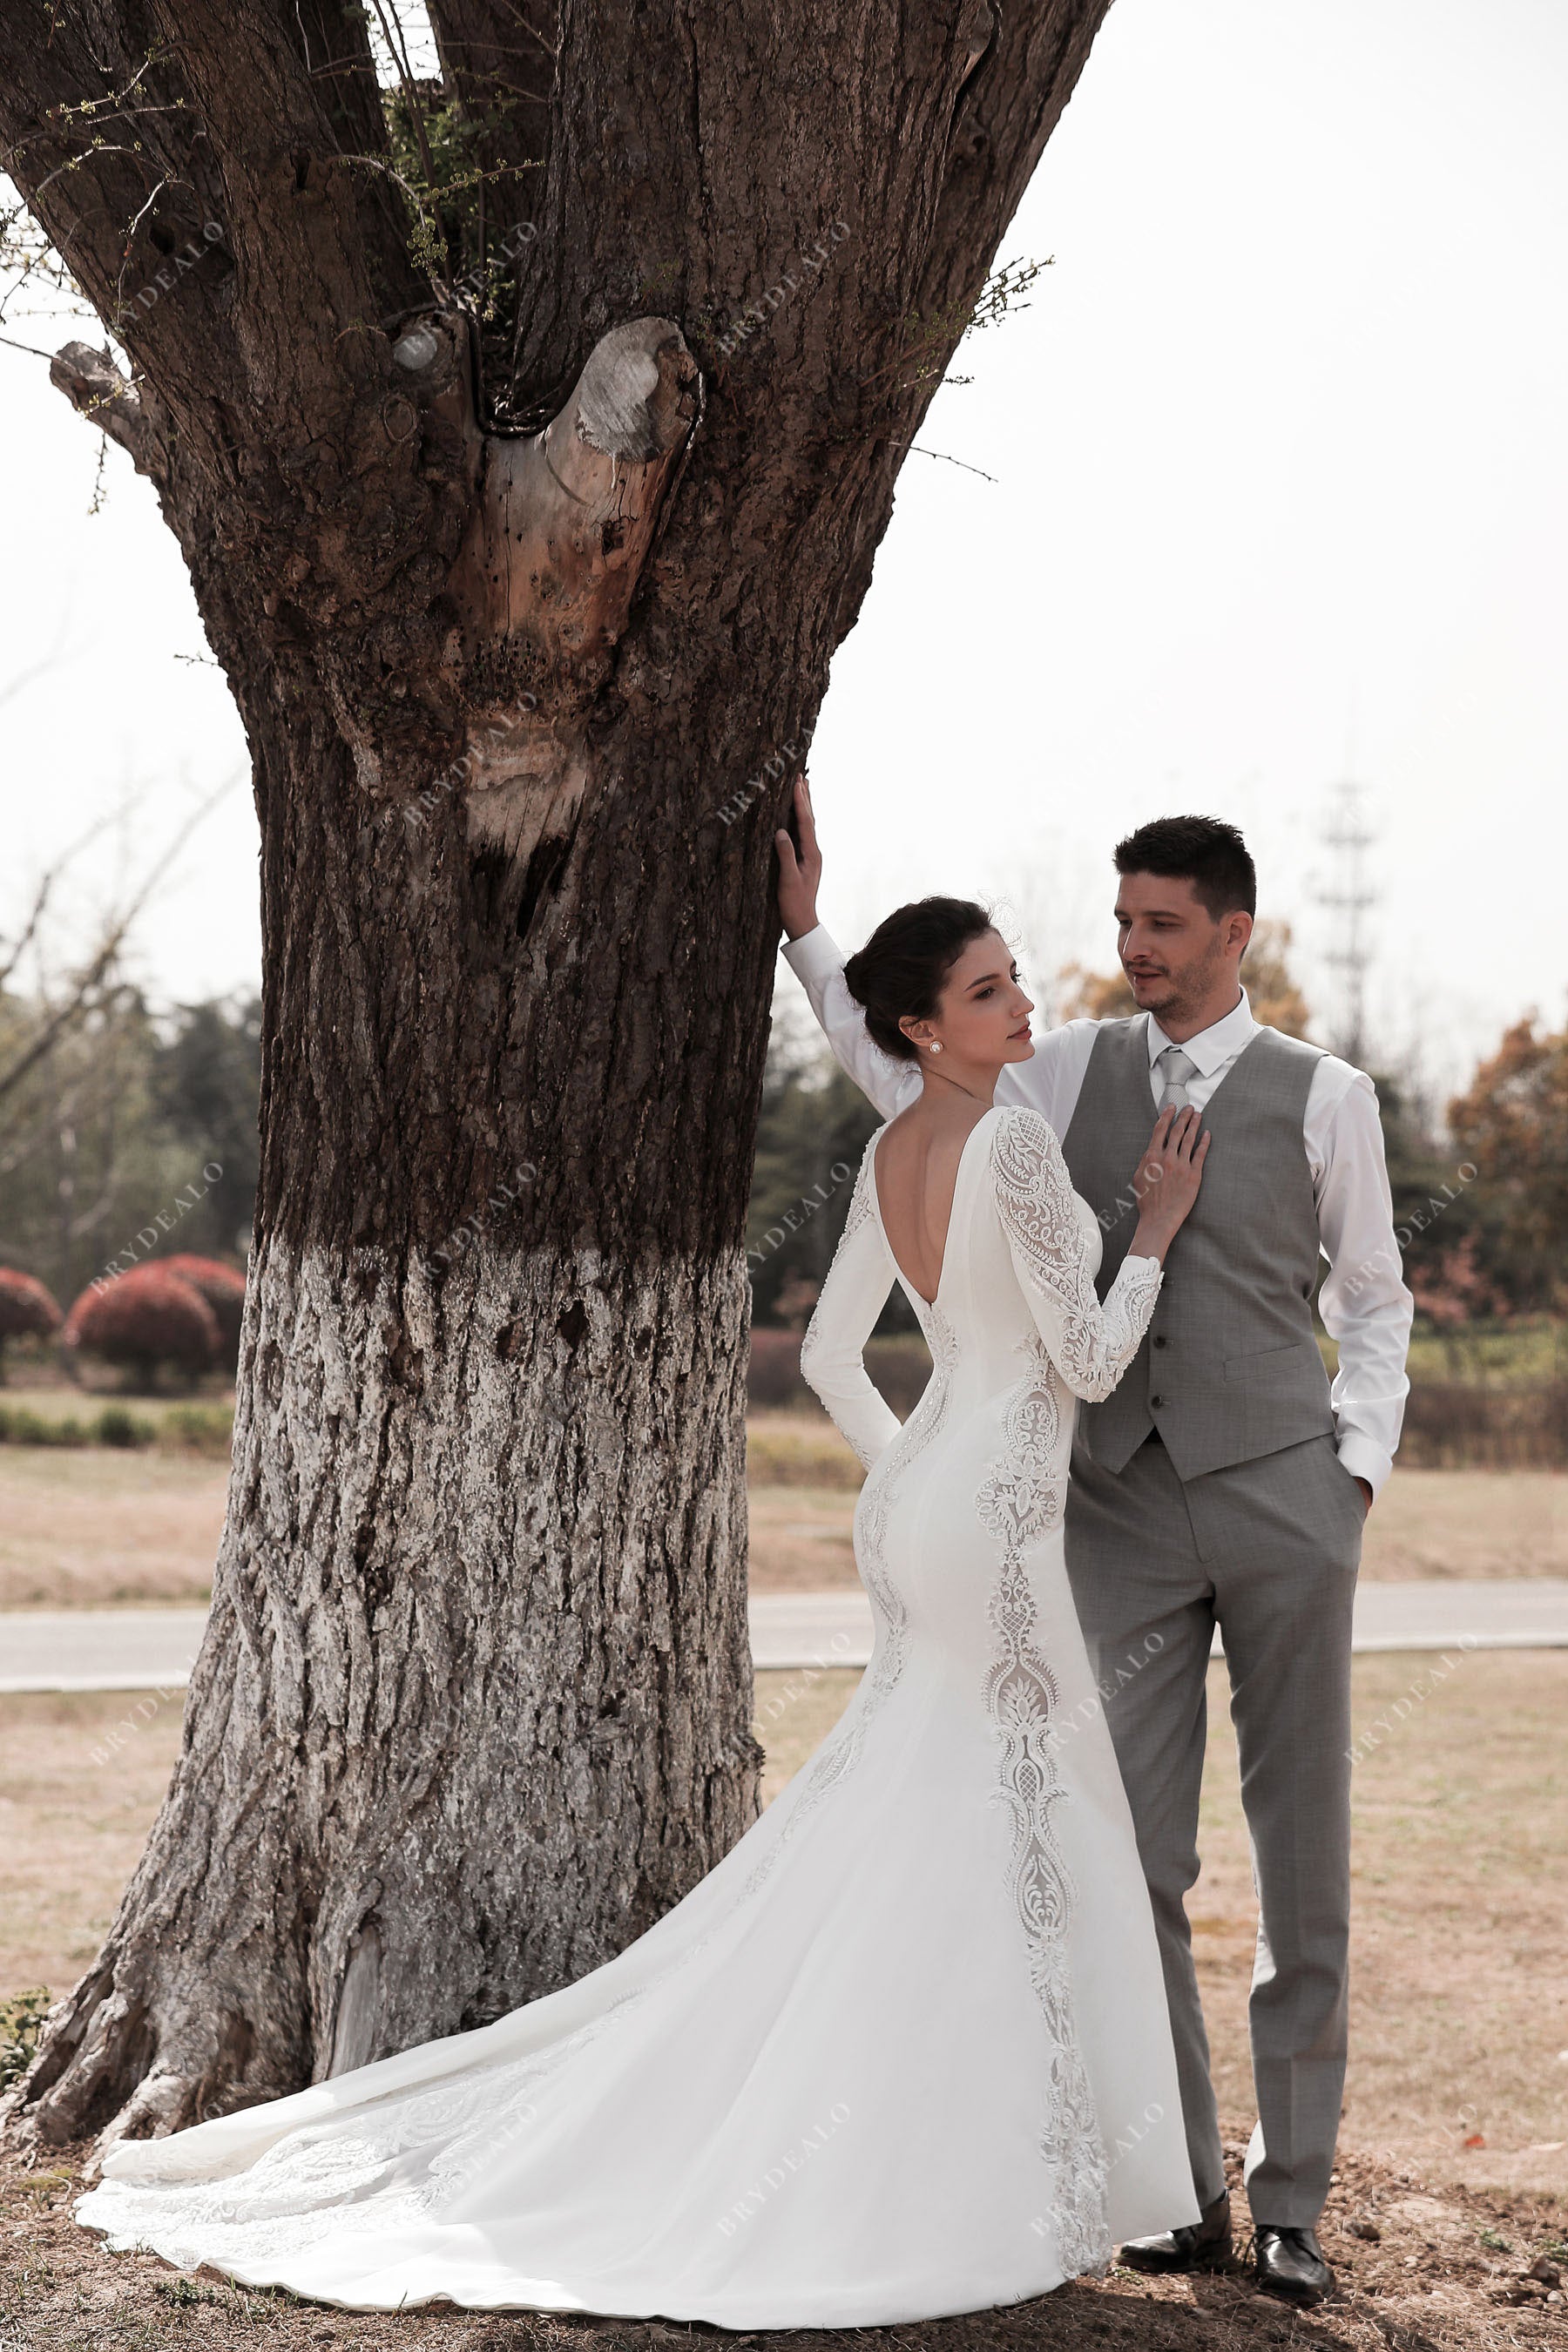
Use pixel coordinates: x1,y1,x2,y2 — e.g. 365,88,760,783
76,1102,1199,2325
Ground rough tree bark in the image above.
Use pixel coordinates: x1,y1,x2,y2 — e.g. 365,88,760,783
0,0,1113,2150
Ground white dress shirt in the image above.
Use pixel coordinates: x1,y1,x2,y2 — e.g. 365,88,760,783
783,926,1414,1499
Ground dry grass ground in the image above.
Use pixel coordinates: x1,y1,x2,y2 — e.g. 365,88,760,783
0,1689,187,1997
2,1655,1565,2347
0,1451,228,1612
2,1436,1563,1612
745,1455,1568,1596
4,1659,1564,2191
1336,1470,1567,1583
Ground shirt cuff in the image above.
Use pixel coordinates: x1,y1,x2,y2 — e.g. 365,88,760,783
1335,1427,1392,1501
781,924,845,989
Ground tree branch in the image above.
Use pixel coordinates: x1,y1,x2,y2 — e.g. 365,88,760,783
0,779,233,1109
0,8,239,411
426,0,557,247
48,341,157,475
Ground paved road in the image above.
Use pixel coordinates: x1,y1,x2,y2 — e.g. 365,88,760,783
749,1580,1568,1669
3,1580,1567,1693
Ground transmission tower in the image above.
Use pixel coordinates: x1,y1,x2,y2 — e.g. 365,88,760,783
1317,779,1377,1066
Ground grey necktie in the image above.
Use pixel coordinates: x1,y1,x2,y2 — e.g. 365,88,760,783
1155,1044,1198,1112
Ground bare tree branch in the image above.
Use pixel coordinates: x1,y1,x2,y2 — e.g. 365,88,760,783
0,779,233,1108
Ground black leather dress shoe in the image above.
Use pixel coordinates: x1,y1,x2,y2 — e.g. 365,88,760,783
1119,2188,1232,2272
1254,2223,1335,2306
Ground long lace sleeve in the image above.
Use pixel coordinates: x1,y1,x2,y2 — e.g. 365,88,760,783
990,1107,1163,1403
781,929,922,1121
797,1144,901,1471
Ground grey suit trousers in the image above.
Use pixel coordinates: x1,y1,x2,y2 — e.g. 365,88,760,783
1064,1427,1364,2227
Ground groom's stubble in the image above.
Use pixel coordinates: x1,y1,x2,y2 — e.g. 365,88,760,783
1114,872,1250,1039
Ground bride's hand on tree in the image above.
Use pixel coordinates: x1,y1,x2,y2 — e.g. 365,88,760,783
775,774,822,940
1130,1106,1211,1260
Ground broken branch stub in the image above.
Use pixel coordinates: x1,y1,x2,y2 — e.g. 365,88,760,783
49,342,158,476
449,315,701,855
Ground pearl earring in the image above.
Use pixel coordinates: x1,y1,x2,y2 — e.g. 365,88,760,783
928,1040,943,1054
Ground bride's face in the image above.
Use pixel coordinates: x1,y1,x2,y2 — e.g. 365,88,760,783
919,929,1035,1066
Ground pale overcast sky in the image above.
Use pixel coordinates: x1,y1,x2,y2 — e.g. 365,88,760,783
3,0,1564,1108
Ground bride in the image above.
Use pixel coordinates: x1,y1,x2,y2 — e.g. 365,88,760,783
76,896,1211,2328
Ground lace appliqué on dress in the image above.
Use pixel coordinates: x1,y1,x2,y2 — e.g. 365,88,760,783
990,1111,1162,1402
976,1348,1112,2274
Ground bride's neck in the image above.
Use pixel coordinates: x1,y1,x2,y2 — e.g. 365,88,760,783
919,1060,999,1109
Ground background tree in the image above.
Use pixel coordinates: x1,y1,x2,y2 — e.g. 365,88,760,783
1449,1015,1568,1315
0,781,257,1314
0,0,1117,2148
1405,1231,1511,1380
148,998,263,1264
0,981,259,1313
747,1007,900,1331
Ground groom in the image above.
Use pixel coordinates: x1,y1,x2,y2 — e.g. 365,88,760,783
776,786,1413,2309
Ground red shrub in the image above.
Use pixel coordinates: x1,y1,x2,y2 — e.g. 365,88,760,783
0,1268,63,1382
64,1266,222,1386
0,1268,63,1342
155,1254,247,1367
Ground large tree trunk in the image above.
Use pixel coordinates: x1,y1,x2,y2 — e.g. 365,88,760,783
0,0,1113,2150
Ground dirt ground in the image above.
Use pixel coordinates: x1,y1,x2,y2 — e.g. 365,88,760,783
2,1651,1565,2347
2,1444,1563,1610
2,2134,1564,2349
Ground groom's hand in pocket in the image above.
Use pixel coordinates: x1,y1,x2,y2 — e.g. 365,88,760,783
1353,1477,1373,1517
776,774,822,939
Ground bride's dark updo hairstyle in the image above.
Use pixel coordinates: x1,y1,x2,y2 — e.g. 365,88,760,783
841,897,997,1062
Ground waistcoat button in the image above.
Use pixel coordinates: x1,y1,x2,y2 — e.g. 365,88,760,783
1150,1394,1165,1409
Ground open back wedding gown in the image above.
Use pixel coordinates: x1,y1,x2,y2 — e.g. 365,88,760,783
76,1102,1199,2324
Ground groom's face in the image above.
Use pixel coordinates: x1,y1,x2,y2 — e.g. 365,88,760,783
1114,871,1241,1017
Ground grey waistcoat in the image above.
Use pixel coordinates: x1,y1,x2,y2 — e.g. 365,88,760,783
1059,1017,1334,1481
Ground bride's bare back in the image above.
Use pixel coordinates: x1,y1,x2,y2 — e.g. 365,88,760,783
873,1101,994,1307
858,915,1206,1312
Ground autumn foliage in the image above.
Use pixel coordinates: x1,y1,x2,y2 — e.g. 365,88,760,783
0,1268,64,1380
64,1265,223,1386
153,1254,248,1367
0,1267,62,1339
1449,1017,1568,1310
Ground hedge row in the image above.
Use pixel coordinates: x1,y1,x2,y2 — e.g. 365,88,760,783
0,1402,235,1457
5,1348,1563,1470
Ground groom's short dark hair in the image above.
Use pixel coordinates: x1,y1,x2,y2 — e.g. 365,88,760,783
1112,814,1256,921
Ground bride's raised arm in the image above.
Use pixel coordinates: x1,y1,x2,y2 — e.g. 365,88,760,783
782,927,920,1121
990,1106,1165,1403
776,781,1066,1124
797,1146,902,1471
